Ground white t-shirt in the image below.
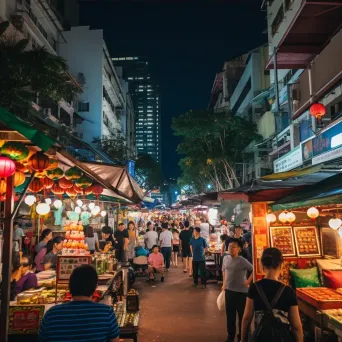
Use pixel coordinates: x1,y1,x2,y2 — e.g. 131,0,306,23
159,230,173,248
200,223,210,239
144,230,158,249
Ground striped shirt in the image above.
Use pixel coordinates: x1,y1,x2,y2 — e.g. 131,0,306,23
38,300,120,342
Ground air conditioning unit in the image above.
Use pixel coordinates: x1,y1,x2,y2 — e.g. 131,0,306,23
11,15,24,32
42,108,52,116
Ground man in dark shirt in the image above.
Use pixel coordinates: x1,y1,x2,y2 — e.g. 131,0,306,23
179,221,193,275
100,225,115,251
114,223,129,262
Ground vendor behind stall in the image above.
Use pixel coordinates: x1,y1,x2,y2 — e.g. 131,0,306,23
43,236,63,270
15,256,37,295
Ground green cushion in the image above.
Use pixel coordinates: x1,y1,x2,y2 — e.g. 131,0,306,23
290,267,320,288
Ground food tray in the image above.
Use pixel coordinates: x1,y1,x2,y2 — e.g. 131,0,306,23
323,309,342,332
297,288,342,310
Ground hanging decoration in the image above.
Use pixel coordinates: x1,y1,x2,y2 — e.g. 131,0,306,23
92,184,104,199
75,176,93,189
51,184,65,196
53,199,63,209
76,199,83,207
278,212,288,223
15,162,29,173
28,178,44,193
74,206,82,214
84,187,93,196
0,180,7,194
0,156,16,178
28,152,50,172
46,158,59,171
46,168,64,180
73,184,83,194
266,213,276,223
286,212,296,223
66,188,78,198
14,171,26,187
42,177,54,189
35,171,47,178
25,195,36,206
101,210,107,217
36,203,50,215
307,207,319,220
45,198,52,205
65,167,82,180
1,141,29,161
88,202,95,210
21,146,36,163
329,218,342,230
59,177,73,189
310,103,326,119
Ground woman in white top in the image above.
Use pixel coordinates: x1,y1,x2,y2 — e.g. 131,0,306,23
85,226,99,254
172,228,180,267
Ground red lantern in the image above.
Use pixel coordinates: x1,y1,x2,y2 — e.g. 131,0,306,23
65,167,82,180
73,184,83,193
59,177,73,189
51,184,64,195
92,184,104,199
66,188,78,198
14,171,26,187
84,187,93,195
46,168,64,180
1,141,29,161
28,178,43,193
75,176,93,189
28,152,50,172
310,103,326,119
0,180,6,194
42,177,54,189
0,156,16,177
0,194,5,202
15,162,29,173
46,158,59,171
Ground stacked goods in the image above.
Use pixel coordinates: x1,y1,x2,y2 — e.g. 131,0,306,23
62,222,89,255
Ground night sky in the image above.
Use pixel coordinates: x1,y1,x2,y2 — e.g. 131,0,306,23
79,0,266,180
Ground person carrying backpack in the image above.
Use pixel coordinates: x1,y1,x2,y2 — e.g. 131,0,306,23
241,248,303,342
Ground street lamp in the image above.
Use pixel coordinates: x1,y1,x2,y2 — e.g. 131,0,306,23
207,184,212,190
174,191,178,195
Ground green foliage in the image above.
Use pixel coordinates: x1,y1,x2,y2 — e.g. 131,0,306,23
135,154,162,191
172,109,261,192
0,21,80,118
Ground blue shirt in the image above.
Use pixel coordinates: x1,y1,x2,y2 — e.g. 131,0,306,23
190,236,208,261
39,300,120,342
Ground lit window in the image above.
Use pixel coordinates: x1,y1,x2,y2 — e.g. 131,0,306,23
128,77,133,80
147,89,152,92
147,110,153,113
138,90,144,92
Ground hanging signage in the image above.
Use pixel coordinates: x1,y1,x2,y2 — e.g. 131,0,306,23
273,145,302,173
56,256,92,283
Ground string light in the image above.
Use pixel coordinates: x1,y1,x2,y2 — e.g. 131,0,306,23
25,195,36,206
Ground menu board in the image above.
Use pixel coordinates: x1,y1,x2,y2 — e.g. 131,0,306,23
293,226,321,257
9,305,45,334
56,256,92,282
321,227,340,258
269,226,296,256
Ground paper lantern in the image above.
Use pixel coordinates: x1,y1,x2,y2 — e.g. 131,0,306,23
0,156,16,177
94,206,100,213
91,209,99,216
36,203,50,215
329,218,342,230
73,184,83,193
92,184,104,198
310,103,326,119
307,207,319,219
45,198,52,205
25,195,36,206
84,187,93,195
46,168,64,180
278,212,288,223
76,199,83,207
21,146,36,163
28,178,43,193
13,171,25,187
46,158,58,171
28,152,50,172
286,212,296,223
51,184,64,195
42,177,54,189
0,195,6,202
66,188,78,198
88,202,95,210
53,199,63,209
15,162,29,173
101,210,107,217
1,142,29,161
75,176,93,189
65,167,82,180
35,171,46,178
266,213,276,223
59,177,73,189
75,206,82,214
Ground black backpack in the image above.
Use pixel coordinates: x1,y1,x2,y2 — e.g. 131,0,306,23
251,282,296,342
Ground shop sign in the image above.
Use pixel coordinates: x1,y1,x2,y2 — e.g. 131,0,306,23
127,159,135,177
57,256,92,282
273,145,302,173
9,306,45,334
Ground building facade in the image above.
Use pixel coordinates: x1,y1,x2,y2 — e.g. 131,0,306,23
113,57,161,164
59,26,125,145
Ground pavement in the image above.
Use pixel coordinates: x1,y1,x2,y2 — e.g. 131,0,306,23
134,262,227,342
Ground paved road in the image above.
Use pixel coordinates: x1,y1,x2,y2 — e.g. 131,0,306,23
134,262,227,342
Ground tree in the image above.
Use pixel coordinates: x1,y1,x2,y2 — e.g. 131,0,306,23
172,109,261,193
135,154,162,191
0,21,80,119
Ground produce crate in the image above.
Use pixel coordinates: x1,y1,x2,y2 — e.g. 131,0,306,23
323,309,342,334
296,288,342,310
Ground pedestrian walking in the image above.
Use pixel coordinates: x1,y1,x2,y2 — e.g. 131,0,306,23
241,248,303,342
190,227,208,288
171,228,180,267
114,223,129,262
159,223,173,270
222,238,253,342
179,221,193,275
144,222,158,250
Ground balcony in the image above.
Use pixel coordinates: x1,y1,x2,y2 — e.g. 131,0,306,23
266,0,342,69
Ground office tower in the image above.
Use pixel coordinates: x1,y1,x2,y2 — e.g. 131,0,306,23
113,57,161,164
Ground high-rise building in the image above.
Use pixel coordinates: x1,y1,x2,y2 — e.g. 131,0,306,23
113,57,161,164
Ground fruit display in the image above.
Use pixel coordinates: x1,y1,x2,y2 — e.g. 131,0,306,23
294,226,320,256
297,287,342,310
270,227,295,256
16,289,67,304
324,309,342,322
62,221,89,255
324,308,342,332
208,242,222,254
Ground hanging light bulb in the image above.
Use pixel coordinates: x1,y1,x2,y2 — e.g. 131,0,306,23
94,205,100,213
278,212,288,223
82,204,88,211
329,218,342,230
266,213,276,223
76,199,83,207
101,210,107,217
45,198,52,205
74,206,81,214
91,208,99,216
53,199,63,209
36,203,50,215
88,202,95,210
25,195,36,206
286,212,296,223
307,207,319,219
